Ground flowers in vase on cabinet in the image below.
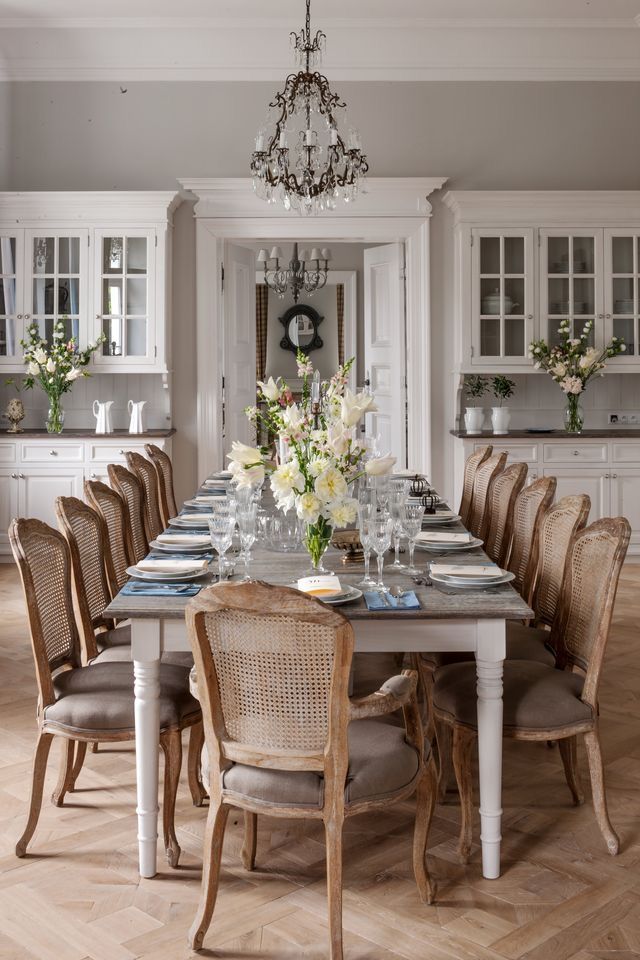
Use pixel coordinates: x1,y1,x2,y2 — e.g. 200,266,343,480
21,319,105,400
529,319,625,391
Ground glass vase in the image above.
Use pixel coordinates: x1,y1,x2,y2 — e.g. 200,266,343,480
303,517,333,574
564,395,584,434
46,396,65,434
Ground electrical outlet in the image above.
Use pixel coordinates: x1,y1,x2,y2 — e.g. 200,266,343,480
608,413,639,424
609,413,621,424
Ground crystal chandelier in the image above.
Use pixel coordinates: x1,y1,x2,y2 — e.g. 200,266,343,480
258,242,331,302
250,0,369,215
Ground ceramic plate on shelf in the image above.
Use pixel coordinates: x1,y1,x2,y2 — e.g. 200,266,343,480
416,537,483,553
126,565,210,583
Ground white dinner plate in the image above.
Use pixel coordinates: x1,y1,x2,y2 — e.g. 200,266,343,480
126,565,210,583
416,536,483,552
169,515,214,528
430,569,515,589
149,539,212,554
421,514,461,525
290,583,362,605
183,496,224,507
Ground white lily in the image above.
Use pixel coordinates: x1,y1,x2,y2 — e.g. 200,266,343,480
326,498,358,528
340,388,377,427
27,361,39,376
315,466,348,503
66,367,83,382
257,376,281,402
33,347,47,365
271,461,304,499
45,358,56,373
227,440,263,468
365,455,397,477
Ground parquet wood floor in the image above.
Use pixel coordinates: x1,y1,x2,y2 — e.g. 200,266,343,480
1,562,639,960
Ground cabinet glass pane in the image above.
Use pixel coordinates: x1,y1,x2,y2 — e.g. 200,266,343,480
548,277,569,313
58,237,80,274
548,321,565,349
39,316,74,343
103,237,124,274
127,237,147,274
573,277,594,314
573,238,594,274
0,277,16,314
33,278,55,314
32,238,55,274
0,317,15,356
571,319,594,346
126,317,147,356
505,318,525,356
103,317,123,356
548,237,569,273
504,278,524,315
480,318,500,355
612,236,634,274
480,279,501,315
613,317,635,353
126,278,147,315
103,278,123,315
480,237,500,275
0,237,16,274
504,236,524,274
57,278,79,315
613,277,635,313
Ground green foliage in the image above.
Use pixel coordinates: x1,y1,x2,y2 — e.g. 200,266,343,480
464,374,487,400
491,375,515,405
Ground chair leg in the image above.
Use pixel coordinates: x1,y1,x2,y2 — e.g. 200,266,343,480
69,740,87,792
558,736,584,806
16,731,54,857
188,799,230,952
241,811,257,871
324,814,345,960
413,754,437,904
160,729,182,868
434,718,453,802
583,728,619,856
187,722,207,807
452,724,475,864
51,738,76,807
91,742,99,753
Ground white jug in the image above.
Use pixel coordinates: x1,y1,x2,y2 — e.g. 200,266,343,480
93,399,114,435
128,399,147,434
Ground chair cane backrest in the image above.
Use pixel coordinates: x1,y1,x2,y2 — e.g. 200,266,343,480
126,451,165,543
9,518,82,707
55,496,115,661
528,494,590,627
468,452,507,541
186,581,354,776
84,479,132,594
459,445,492,527
553,518,630,707
506,476,557,600
145,443,178,526
107,463,149,563
483,462,528,567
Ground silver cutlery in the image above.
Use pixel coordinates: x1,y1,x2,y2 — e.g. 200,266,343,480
128,583,194,592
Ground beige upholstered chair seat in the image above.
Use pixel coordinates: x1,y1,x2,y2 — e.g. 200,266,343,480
96,624,131,650
223,719,420,809
434,660,593,733
47,661,200,733
421,623,555,672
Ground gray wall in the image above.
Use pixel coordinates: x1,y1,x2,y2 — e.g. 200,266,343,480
3,81,640,499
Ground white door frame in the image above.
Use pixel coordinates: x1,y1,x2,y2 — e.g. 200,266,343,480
178,177,447,481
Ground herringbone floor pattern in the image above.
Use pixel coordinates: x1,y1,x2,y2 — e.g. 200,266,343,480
1,563,639,959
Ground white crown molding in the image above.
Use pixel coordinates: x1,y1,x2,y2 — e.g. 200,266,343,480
179,178,448,220
0,191,181,223
443,190,640,225
1,17,637,30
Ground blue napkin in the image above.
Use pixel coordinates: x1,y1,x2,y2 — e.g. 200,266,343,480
364,590,421,611
120,582,202,597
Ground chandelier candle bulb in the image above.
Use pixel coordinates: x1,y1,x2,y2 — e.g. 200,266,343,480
311,369,321,403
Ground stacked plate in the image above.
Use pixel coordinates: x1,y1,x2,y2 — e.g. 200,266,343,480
126,558,210,583
415,531,483,553
169,513,215,529
421,510,461,526
290,582,363,605
429,563,514,590
150,533,212,554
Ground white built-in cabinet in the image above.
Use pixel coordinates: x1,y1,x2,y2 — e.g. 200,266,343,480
445,191,640,371
0,193,178,374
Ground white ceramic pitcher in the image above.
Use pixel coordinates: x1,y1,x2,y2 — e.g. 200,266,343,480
93,399,114,434
128,400,147,434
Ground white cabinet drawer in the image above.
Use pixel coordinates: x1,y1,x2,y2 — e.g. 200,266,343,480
542,443,608,464
477,442,538,464
0,442,17,465
86,441,148,463
20,441,85,464
611,441,640,464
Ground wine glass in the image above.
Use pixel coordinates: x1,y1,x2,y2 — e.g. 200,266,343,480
367,515,393,593
389,489,407,570
357,502,376,589
400,503,425,576
208,515,236,582
237,503,258,581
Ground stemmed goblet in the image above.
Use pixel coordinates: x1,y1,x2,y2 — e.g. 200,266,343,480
357,502,376,589
237,502,258,581
400,503,425,577
367,515,394,593
208,515,236,582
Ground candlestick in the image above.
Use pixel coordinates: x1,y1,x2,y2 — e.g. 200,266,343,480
311,370,321,404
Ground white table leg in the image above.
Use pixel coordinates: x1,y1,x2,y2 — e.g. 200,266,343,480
475,618,505,880
132,620,162,879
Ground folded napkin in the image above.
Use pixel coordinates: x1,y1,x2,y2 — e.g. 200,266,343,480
364,591,420,611
173,513,215,523
298,574,342,597
194,494,224,502
416,531,471,544
150,552,214,561
136,558,209,573
431,563,501,578
121,582,202,597
157,533,211,545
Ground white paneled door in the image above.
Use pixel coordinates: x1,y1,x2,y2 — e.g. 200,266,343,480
223,243,257,453
363,243,407,467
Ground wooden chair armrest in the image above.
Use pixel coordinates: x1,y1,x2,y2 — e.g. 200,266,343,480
349,669,418,720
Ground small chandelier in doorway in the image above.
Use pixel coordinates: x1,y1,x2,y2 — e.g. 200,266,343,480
250,0,369,215
258,242,331,302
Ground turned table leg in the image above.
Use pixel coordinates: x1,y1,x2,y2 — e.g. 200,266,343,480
475,618,505,880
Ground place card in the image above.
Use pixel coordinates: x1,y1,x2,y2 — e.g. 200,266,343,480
297,574,342,597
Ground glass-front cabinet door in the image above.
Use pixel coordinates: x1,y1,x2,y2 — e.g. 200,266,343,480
24,230,88,348
604,230,640,364
93,230,156,366
539,230,602,350
0,232,24,366
471,228,534,364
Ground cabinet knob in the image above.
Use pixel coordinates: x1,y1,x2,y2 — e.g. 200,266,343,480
606,313,612,320
49,449,58,456
96,313,101,320
19,473,25,479
612,473,618,479
24,314,30,320
598,313,604,320
90,472,97,479
526,314,533,320
16,314,22,320
573,450,580,456
604,473,610,479
119,449,125,455
11,472,17,479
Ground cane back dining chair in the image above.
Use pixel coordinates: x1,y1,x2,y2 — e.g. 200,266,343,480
458,445,492,527
84,478,133,595
467,452,507,541
433,517,631,862
505,475,557,599
125,450,165,543
145,443,178,527
107,463,149,563
9,517,202,866
483,462,528,567
185,580,438,958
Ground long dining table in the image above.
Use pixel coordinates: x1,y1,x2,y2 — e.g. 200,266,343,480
105,479,533,883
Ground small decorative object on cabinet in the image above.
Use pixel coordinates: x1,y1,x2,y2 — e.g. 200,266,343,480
529,318,625,434
463,374,487,434
92,399,114,434
490,375,515,435
3,378,25,433
128,399,147,434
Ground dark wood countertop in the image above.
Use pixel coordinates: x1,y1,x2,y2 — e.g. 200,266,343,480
0,428,176,439
450,429,640,439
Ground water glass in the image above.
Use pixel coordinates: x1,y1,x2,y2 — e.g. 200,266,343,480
389,489,406,569
367,515,393,593
212,495,236,521
357,502,376,589
401,503,425,576
208,515,236,581
237,503,258,581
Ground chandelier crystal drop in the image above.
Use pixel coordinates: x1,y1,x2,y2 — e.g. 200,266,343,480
250,0,369,216
258,242,331,302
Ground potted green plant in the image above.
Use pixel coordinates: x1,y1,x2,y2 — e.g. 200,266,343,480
463,375,487,435
490,375,515,435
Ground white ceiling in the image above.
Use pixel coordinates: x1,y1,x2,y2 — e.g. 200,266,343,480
0,0,639,80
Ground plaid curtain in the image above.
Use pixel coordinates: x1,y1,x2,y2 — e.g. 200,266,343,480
336,283,345,366
256,284,269,382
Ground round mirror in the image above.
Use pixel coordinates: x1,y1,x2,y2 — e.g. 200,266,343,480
279,304,324,354
288,314,315,348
